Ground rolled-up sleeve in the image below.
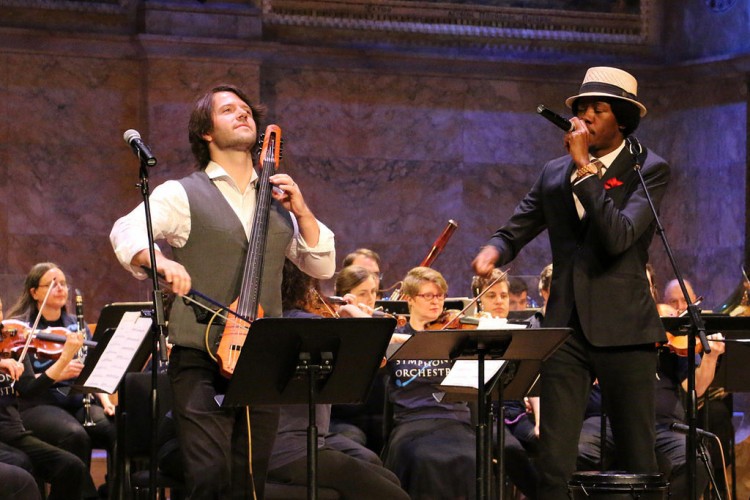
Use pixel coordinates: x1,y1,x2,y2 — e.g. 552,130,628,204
109,180,191,278
287,218,336,280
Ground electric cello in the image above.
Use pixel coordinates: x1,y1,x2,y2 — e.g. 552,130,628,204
214,124,282,378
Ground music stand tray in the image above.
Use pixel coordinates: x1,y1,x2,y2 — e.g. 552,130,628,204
663,315,750,393
223,317,396,406
390,327,571,363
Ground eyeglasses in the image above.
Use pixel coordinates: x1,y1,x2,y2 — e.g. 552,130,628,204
36,282,69,290
415,293,446,301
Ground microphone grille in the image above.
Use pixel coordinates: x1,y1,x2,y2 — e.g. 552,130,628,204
123,129,141,144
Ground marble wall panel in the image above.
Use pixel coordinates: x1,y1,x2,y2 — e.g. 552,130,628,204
264,65,569,298
1,50,143,318
643,95,746,309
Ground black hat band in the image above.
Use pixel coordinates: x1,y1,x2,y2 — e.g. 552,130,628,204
579,82,637,101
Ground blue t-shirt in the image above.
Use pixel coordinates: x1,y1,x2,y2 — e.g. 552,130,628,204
387,323,471,424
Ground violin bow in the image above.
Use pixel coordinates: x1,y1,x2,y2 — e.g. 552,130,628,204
140,266,252,325
18,277,58,364
438,270,508,330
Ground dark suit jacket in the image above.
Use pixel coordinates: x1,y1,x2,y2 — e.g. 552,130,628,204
487,145,670,347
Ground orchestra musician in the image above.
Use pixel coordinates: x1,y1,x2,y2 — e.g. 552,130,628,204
0,296,44,500
0,295,87,499
7,263,114,498
329,264,385,450
341,248,383,298
265,259,409,499
473,66,670,498
662,277,734,494
334,265,378,314
110,84,336,499
381,266,476,499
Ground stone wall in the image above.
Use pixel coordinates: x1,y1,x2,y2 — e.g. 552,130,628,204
0,0,746,317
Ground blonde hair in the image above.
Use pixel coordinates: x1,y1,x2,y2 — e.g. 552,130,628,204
401,267,448,298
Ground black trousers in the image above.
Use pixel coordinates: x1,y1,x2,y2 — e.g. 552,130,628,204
169,346,279,500
7,434,86,500
269,447,409,500
0,461,40,500
537,311,659,500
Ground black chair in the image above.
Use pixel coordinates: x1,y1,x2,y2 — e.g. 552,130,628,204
116,371,184,500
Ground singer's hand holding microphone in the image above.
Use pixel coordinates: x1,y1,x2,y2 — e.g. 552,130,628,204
537,105,589,161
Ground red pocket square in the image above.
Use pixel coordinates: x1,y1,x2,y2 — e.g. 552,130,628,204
604,177,623,190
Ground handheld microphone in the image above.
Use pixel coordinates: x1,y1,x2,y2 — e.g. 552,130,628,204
670,422,717,440
123,129,158,167
537,105,575,133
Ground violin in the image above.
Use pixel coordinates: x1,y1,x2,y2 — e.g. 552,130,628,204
422,271,507,331
661,331,702,357
306,292,344,318
0,319,96,360
424,310,479,331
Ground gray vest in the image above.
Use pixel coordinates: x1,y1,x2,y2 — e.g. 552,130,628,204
169,171,293,352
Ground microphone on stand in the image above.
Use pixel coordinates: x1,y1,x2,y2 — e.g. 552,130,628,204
670,422,717,440
123,129,158,167
626,135,644,156
536,105,575,132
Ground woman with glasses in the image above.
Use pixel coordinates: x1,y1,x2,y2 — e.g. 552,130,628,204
382,266,476,499
7,262,115,498
0,293,87,499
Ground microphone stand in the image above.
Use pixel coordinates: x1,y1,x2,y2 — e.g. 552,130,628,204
136,153,169,500
626,136,710,500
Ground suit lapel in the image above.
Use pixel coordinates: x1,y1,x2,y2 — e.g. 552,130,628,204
601,148,633,184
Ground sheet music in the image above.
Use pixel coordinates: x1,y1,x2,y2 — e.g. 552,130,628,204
441,359,506,389
82,311,152,393
440,317,526,389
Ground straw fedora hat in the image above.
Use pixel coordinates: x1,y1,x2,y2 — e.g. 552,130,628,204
565,67,647,117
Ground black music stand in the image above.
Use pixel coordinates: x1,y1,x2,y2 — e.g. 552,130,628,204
71,302,155,499
222,317,397,500
390,327,571,500
664,314,750,500
663,315,750,393
375,299,469,316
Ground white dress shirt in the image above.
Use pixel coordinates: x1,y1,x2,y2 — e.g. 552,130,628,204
571,140,626,219
110,161,336,280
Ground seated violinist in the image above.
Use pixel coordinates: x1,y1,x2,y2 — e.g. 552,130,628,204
577,271,722,498
381,266,476,500
267,259,409,499
7,263,115,498
0,295,87,499
663,276,734,494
